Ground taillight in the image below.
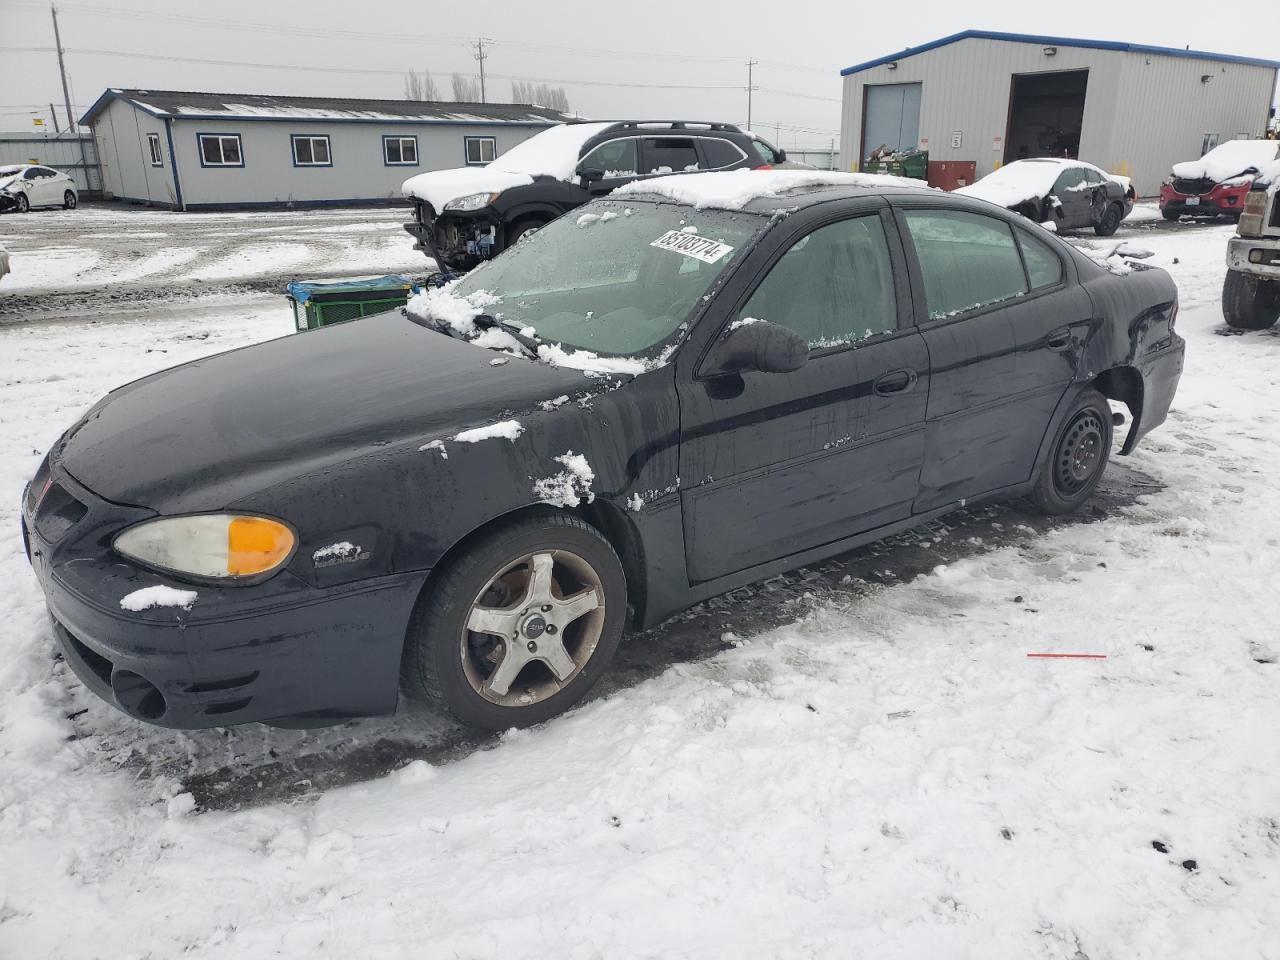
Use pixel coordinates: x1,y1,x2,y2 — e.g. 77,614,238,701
1238,189,1268,237
752,163,773,171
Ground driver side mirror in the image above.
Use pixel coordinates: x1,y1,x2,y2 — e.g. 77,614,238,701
703,320,809,377
775,148,787,163
577,165,604,183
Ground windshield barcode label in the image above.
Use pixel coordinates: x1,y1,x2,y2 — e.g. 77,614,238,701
650,230,734,264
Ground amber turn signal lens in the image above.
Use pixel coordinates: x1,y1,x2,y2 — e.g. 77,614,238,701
227,517,295,576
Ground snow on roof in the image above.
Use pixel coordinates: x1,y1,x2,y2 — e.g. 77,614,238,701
613,169,930,210
956,159,1110,208
1171,140,1280,182
81,88,576,126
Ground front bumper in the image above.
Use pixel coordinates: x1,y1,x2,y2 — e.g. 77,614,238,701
1159,182,1249,216
23,463,426,729
1226,236,1280,281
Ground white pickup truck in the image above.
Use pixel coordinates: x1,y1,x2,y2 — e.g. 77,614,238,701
1224,161,1280,329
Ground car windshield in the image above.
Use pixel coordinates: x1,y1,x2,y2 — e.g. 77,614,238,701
0,165,23,177
440,199,766,363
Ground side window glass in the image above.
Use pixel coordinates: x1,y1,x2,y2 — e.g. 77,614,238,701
581,139,638,178
1053,168,1085,194
701,138,744,169
737,215,898,350
644,137,699,174
904,210,1029,319
751,140,779,165
1017,230,1064,290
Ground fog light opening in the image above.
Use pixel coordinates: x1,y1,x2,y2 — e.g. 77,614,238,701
111,669,167,721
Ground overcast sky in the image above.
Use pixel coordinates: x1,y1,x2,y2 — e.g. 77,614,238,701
2,0,1277,151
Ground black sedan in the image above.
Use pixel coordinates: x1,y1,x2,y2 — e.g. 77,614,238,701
23,172,1184,732
957,158,1136,236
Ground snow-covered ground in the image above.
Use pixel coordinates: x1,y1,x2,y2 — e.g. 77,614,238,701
2,213,1278,959
0,203,427,300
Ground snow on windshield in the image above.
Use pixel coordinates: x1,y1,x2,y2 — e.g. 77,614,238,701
1172,140,1280,182
402,122,615,210
614,169,928,210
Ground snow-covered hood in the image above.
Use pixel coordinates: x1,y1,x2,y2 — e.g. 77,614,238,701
1171,140,1280,182
55,310,587,510
0,172,28,192
402,121,615,213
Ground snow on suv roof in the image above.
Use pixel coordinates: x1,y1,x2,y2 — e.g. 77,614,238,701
612,169,930,210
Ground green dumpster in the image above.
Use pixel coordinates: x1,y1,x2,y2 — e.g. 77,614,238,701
864,150,929,181
286,275,419,331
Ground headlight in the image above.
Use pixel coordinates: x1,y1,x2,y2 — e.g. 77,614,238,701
114,514,296,581
444,191,499,212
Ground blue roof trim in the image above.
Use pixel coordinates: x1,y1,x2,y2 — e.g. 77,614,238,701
840,30,1280,76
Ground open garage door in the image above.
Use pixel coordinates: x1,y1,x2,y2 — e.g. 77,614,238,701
862,82,921,163
1004,70,1088,163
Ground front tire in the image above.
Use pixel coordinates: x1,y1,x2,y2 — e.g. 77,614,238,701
63,190,77,210
1094,203,1123,237
1030,389,1113,515
1223,270,1280,330
401,513,627,730
14,193,29,213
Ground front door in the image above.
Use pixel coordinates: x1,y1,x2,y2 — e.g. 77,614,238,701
1051,166,1094,230
893,203,1091,511
677,203,930,583
577,137,641,195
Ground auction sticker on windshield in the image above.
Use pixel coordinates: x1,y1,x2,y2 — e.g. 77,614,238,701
650,230,734,264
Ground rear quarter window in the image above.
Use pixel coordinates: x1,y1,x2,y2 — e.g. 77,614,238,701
1017,230,1064,289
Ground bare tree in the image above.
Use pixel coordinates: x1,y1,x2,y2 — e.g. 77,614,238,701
403,70,441,101
510,80,570,113
451,72,480,102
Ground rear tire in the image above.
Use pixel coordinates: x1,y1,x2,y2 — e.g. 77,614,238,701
1094,203,1123,237
1223,270,1280,330
401,513,627,730
1161,209,1180,221
1030,389,1113,515
63,190,77,210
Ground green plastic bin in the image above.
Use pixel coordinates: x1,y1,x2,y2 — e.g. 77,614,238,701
286,275,419,331
864,150,929,181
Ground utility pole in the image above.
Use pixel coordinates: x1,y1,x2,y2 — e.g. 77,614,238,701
51,5,75,132
745,59,758,130
474,38,488,104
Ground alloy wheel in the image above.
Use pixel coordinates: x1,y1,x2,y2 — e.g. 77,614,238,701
459,550,605,707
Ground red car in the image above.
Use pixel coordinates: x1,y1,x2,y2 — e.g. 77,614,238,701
1160,140,1280,221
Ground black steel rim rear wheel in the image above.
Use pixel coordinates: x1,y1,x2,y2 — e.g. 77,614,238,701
1054,409,1105,496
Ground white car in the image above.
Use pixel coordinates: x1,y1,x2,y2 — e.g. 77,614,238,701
0,164,78,213
0,243,9,284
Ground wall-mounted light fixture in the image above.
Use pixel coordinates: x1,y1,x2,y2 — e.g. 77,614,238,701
1201,74,1214,83
887,61,898,70
1043,46,1057,56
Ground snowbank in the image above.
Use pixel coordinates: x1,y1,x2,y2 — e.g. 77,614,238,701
1171,140,1280,182
615,169,928,210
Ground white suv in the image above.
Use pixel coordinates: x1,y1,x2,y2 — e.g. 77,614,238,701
1224,161,1280,329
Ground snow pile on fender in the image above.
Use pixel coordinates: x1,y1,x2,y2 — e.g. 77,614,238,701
614,169,928,210
533,452,595,507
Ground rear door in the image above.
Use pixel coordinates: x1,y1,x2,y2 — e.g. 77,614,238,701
676,200,930,582
640,136,700,176
893,202,1090,511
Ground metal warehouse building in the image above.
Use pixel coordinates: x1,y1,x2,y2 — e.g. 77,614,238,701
839,31,1279,196
80,89,575,210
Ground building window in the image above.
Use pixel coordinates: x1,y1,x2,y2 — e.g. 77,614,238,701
146,132,163,167
291,134,332,167
1201,133,1220,156
384,136,418,166
198,133,244,167
465,136,497,165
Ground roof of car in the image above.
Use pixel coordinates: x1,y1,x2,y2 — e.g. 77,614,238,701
612,170,934,213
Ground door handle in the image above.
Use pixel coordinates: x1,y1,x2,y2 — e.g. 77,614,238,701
873,368,916,396
1046,327,1073,352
